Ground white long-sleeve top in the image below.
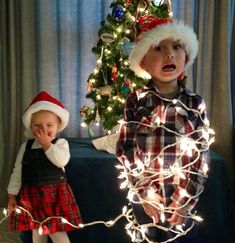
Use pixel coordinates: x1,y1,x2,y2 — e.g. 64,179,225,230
7,138,70,196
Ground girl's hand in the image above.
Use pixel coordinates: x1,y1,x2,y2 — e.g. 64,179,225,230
8,194,17,212
33,129,52,150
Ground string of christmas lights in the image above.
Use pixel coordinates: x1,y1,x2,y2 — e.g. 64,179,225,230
0,206,132,234
115,88,215,242
0,204,200,243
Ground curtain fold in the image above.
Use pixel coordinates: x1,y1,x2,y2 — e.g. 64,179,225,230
0,0,26,206
230,0,235,145
0,0,112,206
196,0,234,173
171,0,198,90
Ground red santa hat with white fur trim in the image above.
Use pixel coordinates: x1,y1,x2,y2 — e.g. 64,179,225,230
129,18,199,79
23,91,69,135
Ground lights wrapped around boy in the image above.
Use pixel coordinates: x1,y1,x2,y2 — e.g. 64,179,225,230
116,16,215,243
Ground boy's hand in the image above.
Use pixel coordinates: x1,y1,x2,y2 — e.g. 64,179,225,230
8,194,17,212
143,203,160,223
33,129,53,150
142,193,163,223
167,201,188,226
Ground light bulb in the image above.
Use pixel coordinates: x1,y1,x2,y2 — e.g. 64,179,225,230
160,212,166,223
15,208,21,214
3,208,8,216
80,122,87,128
38,226,43,235
61,218,68,224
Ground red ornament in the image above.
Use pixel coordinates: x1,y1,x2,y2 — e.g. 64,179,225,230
126,0,132,5
124,79,131,87
111,64,118,81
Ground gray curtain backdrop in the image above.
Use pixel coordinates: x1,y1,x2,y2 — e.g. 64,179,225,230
0,0,234,207
197,0,234,178
0,0,113,205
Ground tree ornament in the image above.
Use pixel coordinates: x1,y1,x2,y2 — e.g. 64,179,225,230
80,105,89,117
152,0,163,6
88,125,95,138
121,86,129,94
111,89,116,95
98,86,113,96
118,37,134,57
112,5,124,21
125,0,132,6
95,108,100,123
125,12,135,22
111,64,118,81
100,33,115,44
121,79,132,94
87,79,95,92
124,79,132,88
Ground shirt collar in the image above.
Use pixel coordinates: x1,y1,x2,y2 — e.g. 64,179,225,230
143,80,196,97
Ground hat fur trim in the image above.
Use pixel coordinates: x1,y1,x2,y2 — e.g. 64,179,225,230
129,21,199,79
23,101,69,133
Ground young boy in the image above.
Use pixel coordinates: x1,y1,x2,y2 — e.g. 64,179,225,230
116,18,214,242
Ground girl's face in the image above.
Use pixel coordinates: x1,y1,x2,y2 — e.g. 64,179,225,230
141,39,187,85
31,110,60,138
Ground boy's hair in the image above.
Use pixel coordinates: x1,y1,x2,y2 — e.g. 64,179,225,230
129,20,199,79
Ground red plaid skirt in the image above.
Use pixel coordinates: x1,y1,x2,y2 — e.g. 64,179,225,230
9,182,81,234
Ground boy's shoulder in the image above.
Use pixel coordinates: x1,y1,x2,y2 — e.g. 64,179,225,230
180,86,207,112
126,83,153,101
182,86,204,102
127,83,204,98
126,83,206,109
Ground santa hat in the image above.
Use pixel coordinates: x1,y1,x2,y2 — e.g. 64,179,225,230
23,91,69,134
129,18,199,79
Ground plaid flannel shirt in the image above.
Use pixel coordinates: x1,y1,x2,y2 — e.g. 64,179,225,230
116,80,210,212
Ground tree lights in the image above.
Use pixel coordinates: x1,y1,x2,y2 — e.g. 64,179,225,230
80,0,172,132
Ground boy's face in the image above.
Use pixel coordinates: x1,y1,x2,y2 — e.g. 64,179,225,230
31,110,60,139
141,39,187,84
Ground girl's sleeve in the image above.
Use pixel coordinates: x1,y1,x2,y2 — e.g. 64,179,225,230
45,138,70,168
7,142,26,195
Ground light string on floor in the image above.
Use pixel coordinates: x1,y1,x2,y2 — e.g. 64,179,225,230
1,206,132,233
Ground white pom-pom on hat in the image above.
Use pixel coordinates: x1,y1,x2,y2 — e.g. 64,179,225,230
23,91,69,135
129,20,199,79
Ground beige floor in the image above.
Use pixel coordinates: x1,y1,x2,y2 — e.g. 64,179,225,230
0,208,22,243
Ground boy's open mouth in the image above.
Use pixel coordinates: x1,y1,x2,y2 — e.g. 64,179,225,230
162,64,176,72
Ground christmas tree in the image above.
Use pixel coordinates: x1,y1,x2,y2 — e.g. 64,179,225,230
80,0,172,133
